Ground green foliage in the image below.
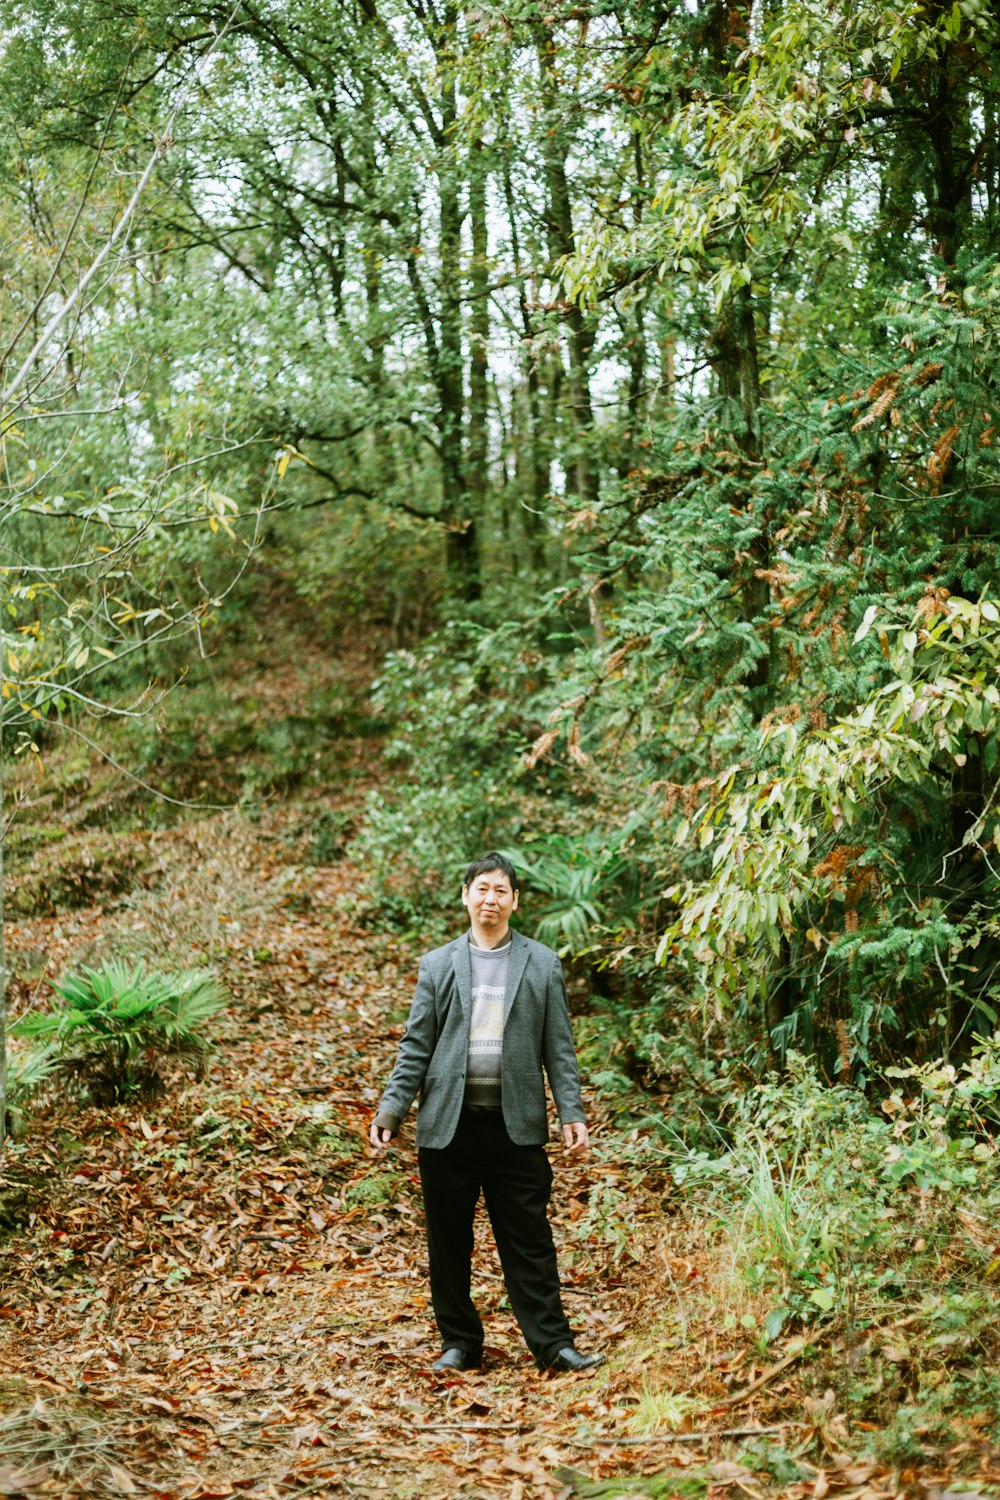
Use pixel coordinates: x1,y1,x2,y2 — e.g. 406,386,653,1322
738,1440,809,1485
290,501,445,640
351,619,563,922
674,1047,1000,1335
567,1175,633,1264
343,1168,404,1209
5,0,1000,1112
305,809,356,866
12,960,227,1105
627,1384,697,1437
661,595,1000,1070
2,1043,60,1133
512,820,647,954
868,1288,1000,1460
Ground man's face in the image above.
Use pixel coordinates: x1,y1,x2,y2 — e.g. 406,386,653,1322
462,869,519,929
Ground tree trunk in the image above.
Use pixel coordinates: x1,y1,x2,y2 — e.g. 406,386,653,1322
617,122,648,482
702,1,773,712
502,154,549,571
534,30,599,509
923,43,973,266
466,136,490,532
712,278,773,710
437,19,479,599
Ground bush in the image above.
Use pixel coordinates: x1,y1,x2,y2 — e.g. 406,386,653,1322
352,618,564,925
672,1044,1000,1339
661,595,1000,1072
511,822,649,956
3,1042,60,1135
12,959,227,1105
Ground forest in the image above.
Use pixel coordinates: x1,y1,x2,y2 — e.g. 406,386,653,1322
0,0,998,1494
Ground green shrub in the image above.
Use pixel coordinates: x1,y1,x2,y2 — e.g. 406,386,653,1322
12,959,227,1105
344,1168,404,1208
511,822,649,955
661,595,1000,1072
673,1044,1000,1334
352,619,562,924
3,1042,60,1134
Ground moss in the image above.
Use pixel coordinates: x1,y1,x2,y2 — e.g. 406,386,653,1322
7,832,155,917
343,1168,405,1208
4,823,69,875
556,1470,710,1499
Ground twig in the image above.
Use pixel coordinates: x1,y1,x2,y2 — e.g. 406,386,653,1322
53,720,234,813
104,1239,124,1332
709,1329,831,1410
410,1422,530,1433
577,1423,803,1447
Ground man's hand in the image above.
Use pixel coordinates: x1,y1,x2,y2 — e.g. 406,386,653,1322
562,1120,590,1153
369,1122,394,1152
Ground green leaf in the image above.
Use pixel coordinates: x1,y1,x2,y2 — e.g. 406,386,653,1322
854,605,879,643
764,1306,787,1341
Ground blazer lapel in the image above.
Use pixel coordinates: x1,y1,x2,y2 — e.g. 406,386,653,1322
503,931,531,1024
451,935,473,1024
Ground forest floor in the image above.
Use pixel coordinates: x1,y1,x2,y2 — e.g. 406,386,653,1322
0,610,997,1500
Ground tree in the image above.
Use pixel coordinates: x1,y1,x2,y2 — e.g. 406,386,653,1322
0,2,262,1146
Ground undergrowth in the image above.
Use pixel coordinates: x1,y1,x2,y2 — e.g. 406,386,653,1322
12,959,227,1106
659,1047,1000,1461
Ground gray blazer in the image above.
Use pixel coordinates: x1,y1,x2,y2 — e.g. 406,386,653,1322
376,929,585,1148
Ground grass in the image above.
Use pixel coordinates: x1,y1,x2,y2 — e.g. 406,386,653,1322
627,1381,698,1436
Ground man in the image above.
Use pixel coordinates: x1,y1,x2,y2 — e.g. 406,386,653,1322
369,853,604,1375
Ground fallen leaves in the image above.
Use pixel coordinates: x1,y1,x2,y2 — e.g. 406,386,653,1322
2,764,998,1499
0,820,654,1497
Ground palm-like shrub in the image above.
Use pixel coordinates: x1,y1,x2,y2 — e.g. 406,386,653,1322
3,1043,60,1134
513,825,645,954
12,960,227,1104
516,833,615,950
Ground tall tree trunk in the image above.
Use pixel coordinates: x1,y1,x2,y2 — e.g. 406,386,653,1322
985,94,999,234
502,155,549,571
534,30,599,509
711,278,773,706
923,38,973,266
360,78,395,489
437,18,479,599
331,138,348,320
466,136,490,530
617,305,648,483
617,121,648,482
703,1,773,711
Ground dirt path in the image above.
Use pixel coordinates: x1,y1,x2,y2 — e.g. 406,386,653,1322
0,809,683,1499
5,806,987,1498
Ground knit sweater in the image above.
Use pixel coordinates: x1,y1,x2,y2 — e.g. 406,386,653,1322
464,933,511,1109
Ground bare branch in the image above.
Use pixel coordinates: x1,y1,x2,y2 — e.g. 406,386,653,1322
0,0,245,413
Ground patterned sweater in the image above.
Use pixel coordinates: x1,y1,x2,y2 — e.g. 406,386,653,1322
464,933,511,1109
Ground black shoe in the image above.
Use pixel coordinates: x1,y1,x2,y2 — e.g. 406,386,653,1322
431,1347,480,1373
540,1345,605,1373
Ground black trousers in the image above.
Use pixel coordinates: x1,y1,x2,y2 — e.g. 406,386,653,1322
418,1107,574,1364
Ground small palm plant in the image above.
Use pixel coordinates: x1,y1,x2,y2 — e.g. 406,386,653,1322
12,959,227,1104
3,1042,60,1135
511,823,644,953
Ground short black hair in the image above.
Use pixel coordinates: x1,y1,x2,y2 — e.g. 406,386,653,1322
464,852,518,891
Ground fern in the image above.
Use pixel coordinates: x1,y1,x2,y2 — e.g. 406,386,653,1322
1,1042,60,1134
12,959,227,1104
